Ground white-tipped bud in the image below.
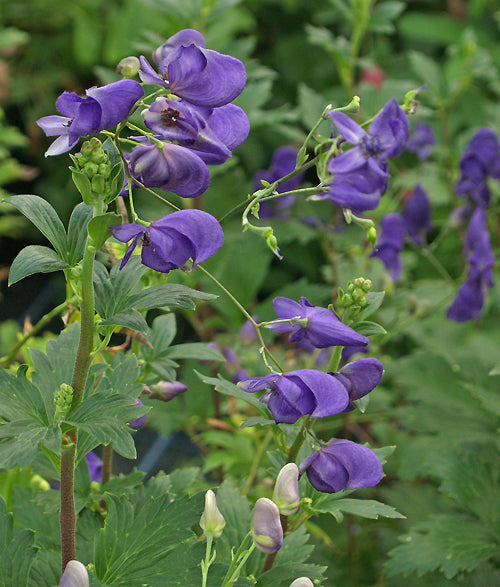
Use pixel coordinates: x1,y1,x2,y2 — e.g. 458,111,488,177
272,463,300,516
59,561,89,587
199,489,225,538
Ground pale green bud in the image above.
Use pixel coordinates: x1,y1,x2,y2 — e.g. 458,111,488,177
200,490,225,538
367,226,377,244
272,463,300,516
117,56,141,77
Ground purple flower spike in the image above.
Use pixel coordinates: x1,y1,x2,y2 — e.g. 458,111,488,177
406,123,436,160
371,213,406,280
85,451,102,483
239,369,349,425
110,209,224,274
299,439,383,494
332,357,384,403
37,80,143,156
128,399,146,430
402,184,432,245
251,498,283,554
129,140,210,198
329,99,409,175
269,296,368,349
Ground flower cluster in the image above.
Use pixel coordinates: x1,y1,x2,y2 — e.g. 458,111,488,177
320,99,409,212
371,184,432,280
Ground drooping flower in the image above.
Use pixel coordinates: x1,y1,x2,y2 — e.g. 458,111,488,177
331,357,384,405
268,296,369,349
59,560,89,587
273,463,300,516
37,80,144,156
128,399,146,430
128,140,210,198
299,439,383,494
239,369,349,424
371,213,406,280
328,99,409,176
110,209,224,273
139,29,246,108
402,184,433,245
200,489,226,538
406,123,436,160
85,451,102,483
251,498,283,554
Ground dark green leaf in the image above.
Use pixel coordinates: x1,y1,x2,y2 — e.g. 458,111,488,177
312,497,405,522
4,195,67,259
100,310,149,333
67,203,93,265
128,284,217,311
141,314,177,361
87,213,121,251
361,291,385,319
8,245,70,285
352,320,387,336
165,343,224,361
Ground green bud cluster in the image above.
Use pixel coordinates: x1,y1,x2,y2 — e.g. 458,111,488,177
54,383,74,418
70,138,123,206
337,277,372,313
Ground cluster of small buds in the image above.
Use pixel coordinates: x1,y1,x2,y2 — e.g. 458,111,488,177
337,277,372,312
54,383,74,418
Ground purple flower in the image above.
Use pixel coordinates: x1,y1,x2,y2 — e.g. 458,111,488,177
142,98,249,165
110,209,224,273
251,498,283,554
128,399,146,430
129,140,210,198
253,146,304,217
406,123,436,160
328,99,409,176
268,296,369,349
37,80,144,156
85,451,102,483
331,358,383,410
145,381,188,402
223,347,249,384
402,184,432,245
299,439,383,493
139,30,246,108
446,266,487,322
239,369,349,424
371,213,406,280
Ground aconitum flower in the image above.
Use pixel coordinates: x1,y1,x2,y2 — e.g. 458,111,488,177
200,489,225,538
59,561,89,587
251,498,283,554
128,399,146,430
129,140,210,198
273,463,300,516
371,213,406,280
110,209,223,273
239,369,349,424
139,29,246,108
406,123,436,160
268,296,368,349
331,357,384,405
402,184,433,245
37,80,143,156
299,439,383,494
144,381,188,402
328,99,409,176
85,451,102,483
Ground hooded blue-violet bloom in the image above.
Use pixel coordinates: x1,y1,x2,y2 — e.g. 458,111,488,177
59,560,89,587
272,463,300,516
328,98,409,176
110,209,224,273
139,29,246,108
299,439,383,494
128,398,146,430
268,296,369,349
142,98,249,166
402,184,433,245
37,80,144,156
239,369,349,424
371,213,406,280
331,357,383,411
447,207,494,322
251,498,283,554
406,123,436,160
85,451,102,483
456,128,500,208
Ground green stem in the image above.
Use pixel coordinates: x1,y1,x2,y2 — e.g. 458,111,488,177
221,535,255,587
327,346,343,374
287,418,309,463
201,533,214,587
60,433,77,572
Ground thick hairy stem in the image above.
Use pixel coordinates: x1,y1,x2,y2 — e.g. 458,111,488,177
60,432,77,571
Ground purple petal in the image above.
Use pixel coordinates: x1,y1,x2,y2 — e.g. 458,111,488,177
44,134,79,157
304,450,349,493
328,148,368,174
304,307,368,348
288,370,349,418
238,374,279,393
369,99,409,159
148,227,195,269
205,104,250,151
337,358,383,401
153,29,206,65
36,115,71,137
85,451,102,483
109,223,145,243
56,92,85,118
68,99,102,141
86,79,144,130
139,55,168,87
251,498,283,554
323,439,383,490
329,111,366,144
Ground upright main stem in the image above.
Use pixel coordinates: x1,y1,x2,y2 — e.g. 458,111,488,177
60,243,96,570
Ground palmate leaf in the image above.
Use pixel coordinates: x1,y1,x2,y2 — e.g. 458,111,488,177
0,496,38,587
94,492,203,585
141,314,176,363
385,514,500,579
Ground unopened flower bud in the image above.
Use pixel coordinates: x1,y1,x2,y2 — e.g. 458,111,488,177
59,560,89,587
84,162,99,178
117,56,141,78
200,489,225,538
265,232,283,260
272,463,300,516
251,498,283,554
30,474,50,492
128,399,146,430
147,381,188,402
290,578,314,587
80,141,94,157
90,149,107,165
367,226,377,244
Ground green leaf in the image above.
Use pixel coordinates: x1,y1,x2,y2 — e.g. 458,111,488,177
99,310,149,333
66,203,93,265
312,497,405,523
215,481,252,564
88,213,122,250
360,291,385,319
128,284,217,311
386,514,500,579
0,496,38,586
141,314,177,362
489,362,500,375
398,13,466,45
165,343,224,361
94,493,202,585
352,320,387,336
409,51,446,98
8,245,70,285
4,195,68,259
369,1,406,34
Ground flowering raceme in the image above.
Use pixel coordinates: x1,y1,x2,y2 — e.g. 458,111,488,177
110,209,223,273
